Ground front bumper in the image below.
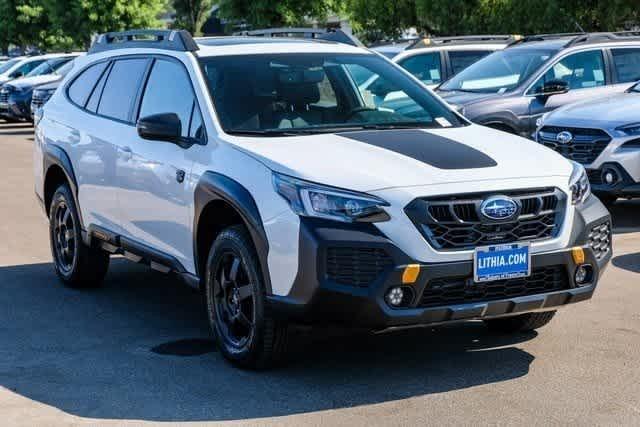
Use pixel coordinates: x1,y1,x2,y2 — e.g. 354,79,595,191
0,92,32,120
588,162,640,198
267,195,611,329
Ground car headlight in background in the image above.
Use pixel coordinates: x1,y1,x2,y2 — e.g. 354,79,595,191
569,161,591,205
34,88,56,101
273,172,390,223
616,122,640,136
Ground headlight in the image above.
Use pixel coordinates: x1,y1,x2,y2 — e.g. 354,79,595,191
569,161,590,205
273,172,390,223
616,122,640,136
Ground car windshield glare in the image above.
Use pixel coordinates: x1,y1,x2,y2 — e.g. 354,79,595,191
440,48,557,93
199,53,465,136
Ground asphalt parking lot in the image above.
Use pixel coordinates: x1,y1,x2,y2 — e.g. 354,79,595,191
1,122,640,426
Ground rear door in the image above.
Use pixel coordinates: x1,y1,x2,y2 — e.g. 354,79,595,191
116,56,202,269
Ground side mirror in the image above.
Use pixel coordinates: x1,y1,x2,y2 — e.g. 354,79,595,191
10,71,23,79
137,113,182,143
538,79,569,97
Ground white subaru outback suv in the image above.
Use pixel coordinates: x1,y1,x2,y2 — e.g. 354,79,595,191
34,30,612,369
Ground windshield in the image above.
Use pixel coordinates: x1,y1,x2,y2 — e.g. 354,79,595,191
26,57,73,77
440,48,557,93
0,58,20,74
199,53,464,135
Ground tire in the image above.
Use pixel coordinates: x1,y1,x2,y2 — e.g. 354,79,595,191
205,225,288,369
484,311,557,333
49,183,110,288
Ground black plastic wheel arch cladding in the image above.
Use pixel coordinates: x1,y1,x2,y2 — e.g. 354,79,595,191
194,172,272,293
43,144,84,229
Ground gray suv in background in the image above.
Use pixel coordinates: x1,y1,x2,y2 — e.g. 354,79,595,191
535,81,640,205
437,32,640,138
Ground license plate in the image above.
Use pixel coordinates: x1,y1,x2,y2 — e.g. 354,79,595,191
474,243,531,283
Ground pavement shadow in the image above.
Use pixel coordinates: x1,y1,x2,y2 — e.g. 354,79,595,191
612,252,640,274
0,259,536,422
0,123,32,130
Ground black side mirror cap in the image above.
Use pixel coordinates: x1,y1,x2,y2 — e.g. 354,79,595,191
137,113,182,143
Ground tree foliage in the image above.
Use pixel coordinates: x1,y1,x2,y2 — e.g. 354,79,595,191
217,0,338,29
171,0,214,35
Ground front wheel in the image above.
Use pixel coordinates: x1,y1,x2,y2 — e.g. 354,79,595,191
484,311,557,333
205,225,289,369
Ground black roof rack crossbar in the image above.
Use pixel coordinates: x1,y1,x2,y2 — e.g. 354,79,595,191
89,29,199,54
408,35,522,50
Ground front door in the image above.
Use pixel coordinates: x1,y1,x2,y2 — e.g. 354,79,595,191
116,57,203,270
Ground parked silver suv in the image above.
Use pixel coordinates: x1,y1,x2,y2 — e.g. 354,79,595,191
536,81,640,205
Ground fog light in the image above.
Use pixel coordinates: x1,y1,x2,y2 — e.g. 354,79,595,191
575,264,593,285
386,287,404,306
602,168,618,186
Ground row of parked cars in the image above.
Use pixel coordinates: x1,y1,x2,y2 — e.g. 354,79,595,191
371,31,640,205
0,52,81,122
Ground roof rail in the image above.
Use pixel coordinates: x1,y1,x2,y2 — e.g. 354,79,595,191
408,35,522,50
565,31,640,47
235,27,328,38
233,27,364,47
507,32,584,47
89,29,199,54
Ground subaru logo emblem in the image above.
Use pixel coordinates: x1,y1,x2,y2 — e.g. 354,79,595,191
556,131,573,144
480,196,518,221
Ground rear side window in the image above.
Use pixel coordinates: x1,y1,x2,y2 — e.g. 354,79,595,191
399,52,442,85
449,50,493,74
532,50,605,92
68,62,109,107
97,58,148,122
612,48,640,83
138,59,197,137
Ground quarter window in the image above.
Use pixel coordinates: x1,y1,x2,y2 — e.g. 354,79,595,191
531,50,605,93
399,52,442,85
68,61,109,108
97,58,148,122
138,59,196,137
612,48,640,83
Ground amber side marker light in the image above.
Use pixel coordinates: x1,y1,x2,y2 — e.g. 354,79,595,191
571,247,585,264
402,264,421,284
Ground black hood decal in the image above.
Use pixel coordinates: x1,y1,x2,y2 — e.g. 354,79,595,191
339,129,497,169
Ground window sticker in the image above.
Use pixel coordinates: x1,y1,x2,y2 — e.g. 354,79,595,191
436,117,452,127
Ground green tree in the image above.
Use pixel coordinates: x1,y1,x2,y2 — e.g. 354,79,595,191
218,0,336,29
345,0,418,42
172,0,214,35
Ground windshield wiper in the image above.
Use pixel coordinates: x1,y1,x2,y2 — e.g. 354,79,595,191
226,129,304,137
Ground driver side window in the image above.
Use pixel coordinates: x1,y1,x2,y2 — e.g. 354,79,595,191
531,50,605,93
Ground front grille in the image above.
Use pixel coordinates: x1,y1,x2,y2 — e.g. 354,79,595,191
326,247,393,288
0,88,9,105
587,169,602,185
538,126,611,165
419,265,569,308
588,222,611,260
406,188,566,251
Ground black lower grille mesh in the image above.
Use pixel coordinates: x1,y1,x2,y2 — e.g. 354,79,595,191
419,266,569,308
326,247,393,288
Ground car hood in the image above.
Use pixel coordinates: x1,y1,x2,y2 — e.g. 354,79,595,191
436,90,501,106
0,75,12,85
228,125,572,192
546,91,640,129
9,74,61,90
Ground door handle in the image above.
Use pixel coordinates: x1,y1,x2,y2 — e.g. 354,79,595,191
120,146,132,161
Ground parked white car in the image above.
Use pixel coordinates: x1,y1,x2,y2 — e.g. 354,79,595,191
35,30,611,369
